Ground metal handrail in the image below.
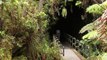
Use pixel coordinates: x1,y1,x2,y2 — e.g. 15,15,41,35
63,33,100,58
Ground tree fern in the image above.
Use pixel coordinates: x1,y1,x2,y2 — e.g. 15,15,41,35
86,4,104,14
86,1,107,14
79,22,95,33
82,30,98,39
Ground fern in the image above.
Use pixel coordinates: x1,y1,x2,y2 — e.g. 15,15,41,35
87,53,107,60
86,1,107,14
81,9,107,56
80,4,107,58
101,1,107,9
79,22,95,33
82,30,98,39
86,4,104,14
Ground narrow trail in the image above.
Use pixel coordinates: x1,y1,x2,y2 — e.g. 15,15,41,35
60,43,84,60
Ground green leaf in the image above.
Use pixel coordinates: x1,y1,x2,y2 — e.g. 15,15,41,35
101,53,107,60
93,40,101,45
0,0,2,5
0,48,5,57
101,1,107,8
75,1,82,6
79,22,94,33
86,4,104,14
68,0,73,2
82,30,98,39
0,31,5,37
62,7,67,18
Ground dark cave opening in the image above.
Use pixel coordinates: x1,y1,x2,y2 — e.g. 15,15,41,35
49,1,86,43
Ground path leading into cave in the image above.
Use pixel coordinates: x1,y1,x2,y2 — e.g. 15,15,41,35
60,43,85,60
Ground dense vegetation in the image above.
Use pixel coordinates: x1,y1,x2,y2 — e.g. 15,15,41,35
80,0,107,60
0,0,107,60
0,0,61,60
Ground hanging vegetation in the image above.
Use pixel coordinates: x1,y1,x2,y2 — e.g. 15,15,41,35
80,7,107,60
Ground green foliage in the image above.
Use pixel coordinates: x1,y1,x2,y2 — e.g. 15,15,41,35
13,55,27,60
0,48,5,57
101,1,107,9
86,4,104,14
68,0,73,2
79,22,95,34
31,37,62,60
0,0,2,5
87,53,107,60
0,31,6,38
82,30,98,39
0,0,86,60
0,0,62,60
81,2,107,58
75,1,82,7
62,7,67,18
86,1,107,14
36,12,47,19
101,53,107,60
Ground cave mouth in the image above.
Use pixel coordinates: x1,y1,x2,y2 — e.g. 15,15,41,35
49,1,86,43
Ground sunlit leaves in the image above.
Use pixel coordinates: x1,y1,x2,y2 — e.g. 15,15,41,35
0,0,61,60
88,53,107,60
0,1,39,60
79,22,95,33
101,1,107,9
34,38,61,60
68,0,73,2
36,12,47,19
0,35,14,60
0,31,5,38
101,53,107,60
0,48,5,57
86,4,104,14
0,0,2,5
75,1,82,7
82,30,98,39
86,1,107,15
24,20,36,30
62,7,67,18
81,6,107,59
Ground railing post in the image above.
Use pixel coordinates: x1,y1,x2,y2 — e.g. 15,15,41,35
62,46,65,56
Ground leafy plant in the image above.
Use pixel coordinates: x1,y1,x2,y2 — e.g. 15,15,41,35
62,7,67,18
87,53,107,60
75,0,82,7
80,5,107,58
86,4,104,14
13,55,27,60
31,37,62,60
86,1,107,15
0,0,55,60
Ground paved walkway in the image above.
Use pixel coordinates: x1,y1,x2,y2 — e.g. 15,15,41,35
60,48,81,60
60,43,84,60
